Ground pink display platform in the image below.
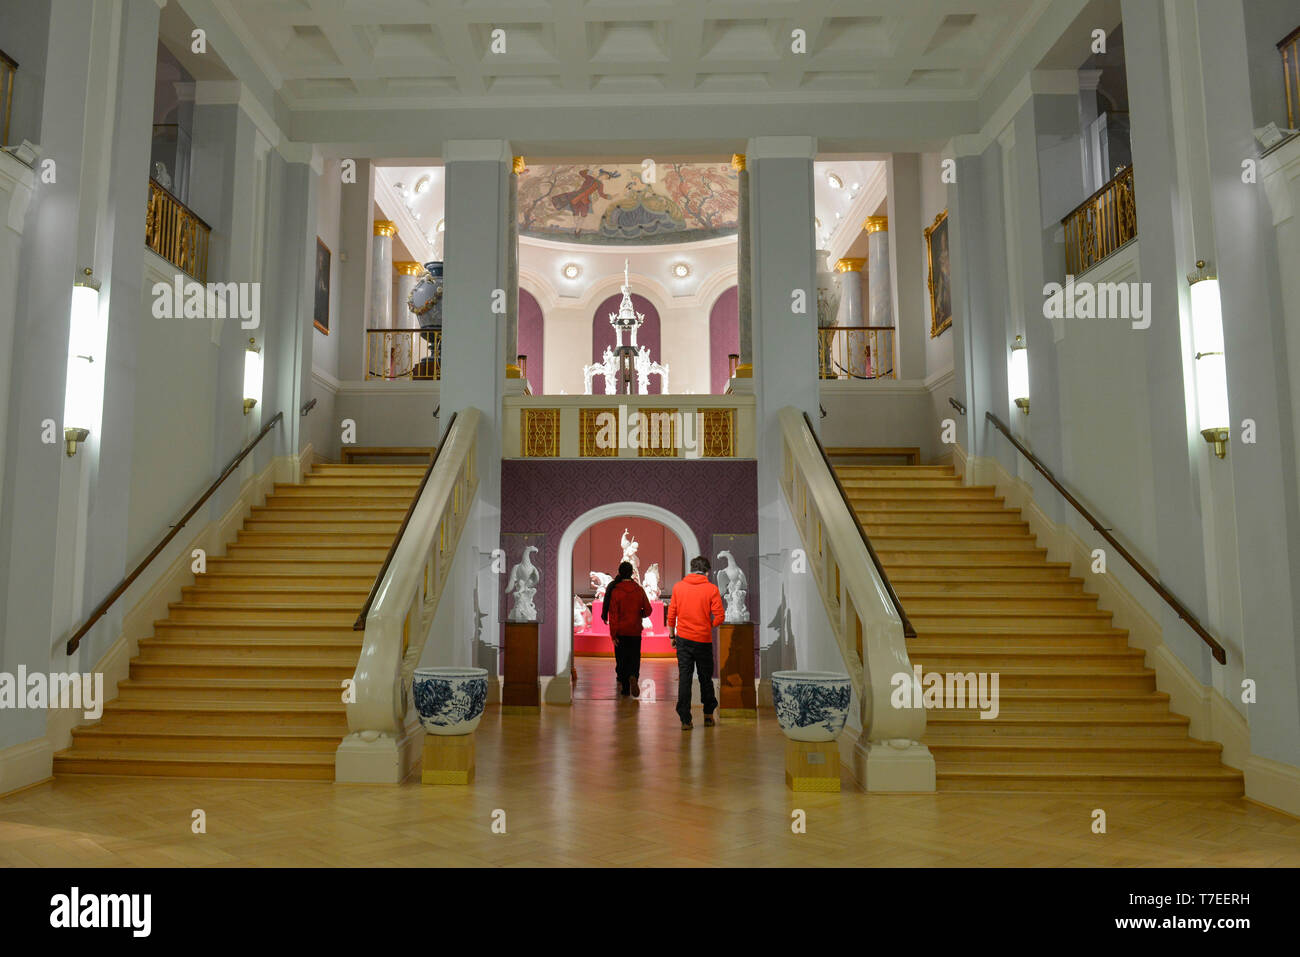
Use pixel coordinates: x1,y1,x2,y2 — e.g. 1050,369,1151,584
574,599,674,656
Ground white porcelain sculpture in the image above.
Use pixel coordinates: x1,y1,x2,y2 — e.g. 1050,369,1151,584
505,545,540,622
573,595,592,630
770,671,853,742
716,550,749,623
412,666,489,736
581,260,669,395
620,528,641,582
589,571,613,601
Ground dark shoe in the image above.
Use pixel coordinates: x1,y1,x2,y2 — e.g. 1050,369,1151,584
704,715,715,727
681,721,693,731
630,677,640,697
620,682,630,697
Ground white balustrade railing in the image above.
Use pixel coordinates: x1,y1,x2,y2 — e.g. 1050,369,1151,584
778,407,932,789
336,408,480,782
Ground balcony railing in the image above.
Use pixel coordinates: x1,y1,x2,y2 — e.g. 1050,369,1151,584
1282,26,1300,129
0,49,16,146
1062,165,1136,276
818,326,896,380
365,328,441,381
145,178,211,282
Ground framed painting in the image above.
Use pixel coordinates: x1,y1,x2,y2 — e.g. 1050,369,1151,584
313,237,331,335
924,210,952,337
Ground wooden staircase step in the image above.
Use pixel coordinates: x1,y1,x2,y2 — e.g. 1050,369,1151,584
918,689,1172,713
68,725,343,753
860,523,1032,539
181,585,369,605
192,572,376,589
908,633,1131,652
835,466,956,477
152,621,359,640
131,658,357,680
913,667,1157,691
243,519,402,534
91,701,350,730
929,738,1225,765
909,648,1146,670
934,763,1244,795
235,530,398,546
909,613,1116,633
269,485,416,499
895,582,1087,597
885,565,1076,581
52,748,337,781
856,510,1026,525
203,558,383,576
925,712,1189,736
876,551,1050,566
848,497,1010,511
901,596,1100,613
114,677,348,704
871,537,1043,552
250,505,409,521
165,603,358,624
301,475,422,487
224,544,390,561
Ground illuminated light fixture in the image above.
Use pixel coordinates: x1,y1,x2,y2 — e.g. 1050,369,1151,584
414,174,432,194
826,172,843,190
672,262,690,278
562,262,581,280
243,337,263,415
63,267,103,456
436,219,445,232
1009,335,1030,413
1187,259,1230,458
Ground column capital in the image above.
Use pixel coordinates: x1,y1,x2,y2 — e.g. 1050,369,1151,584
834,257,866,273
512,155,526,174
745,136,817,162
864,215,888,234
731,153,746,171
374,220,397,238
393,260,423,276
443,140,513,164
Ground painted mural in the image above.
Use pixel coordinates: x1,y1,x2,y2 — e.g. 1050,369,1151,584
517,162,739,244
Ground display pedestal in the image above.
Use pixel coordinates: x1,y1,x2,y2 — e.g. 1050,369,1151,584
422,733,475,785
718,622,757,718
502,621,540,712
785,740,841,792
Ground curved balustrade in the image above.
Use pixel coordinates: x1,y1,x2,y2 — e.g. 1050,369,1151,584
778,407,932,790
337,408,480,782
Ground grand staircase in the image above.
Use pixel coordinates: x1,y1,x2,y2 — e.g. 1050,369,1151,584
836,463,1245,796
53,463,424,780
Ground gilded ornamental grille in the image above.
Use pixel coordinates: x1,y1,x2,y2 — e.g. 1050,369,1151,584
521,408,560,457
580,407,618,457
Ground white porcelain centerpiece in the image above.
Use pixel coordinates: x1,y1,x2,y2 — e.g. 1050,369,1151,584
412,666,489,736
770,671,852,742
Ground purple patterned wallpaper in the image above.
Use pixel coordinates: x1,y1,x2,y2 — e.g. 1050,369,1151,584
708,285,739,394
500,459,758,672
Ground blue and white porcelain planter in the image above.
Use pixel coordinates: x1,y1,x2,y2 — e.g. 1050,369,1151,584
770,671,853,742
412,666,488,736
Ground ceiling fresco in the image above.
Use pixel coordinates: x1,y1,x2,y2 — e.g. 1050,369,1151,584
516,162,738,245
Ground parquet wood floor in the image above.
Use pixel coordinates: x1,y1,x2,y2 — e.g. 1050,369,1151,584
3,659,1298,867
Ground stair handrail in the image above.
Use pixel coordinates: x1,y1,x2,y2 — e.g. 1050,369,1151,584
948,396,966,416
65,411,284,655
779,408,926,749
343,408,481,744
985,411,1227,665
802,411,915,638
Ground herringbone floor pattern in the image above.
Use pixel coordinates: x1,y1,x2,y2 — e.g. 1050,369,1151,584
3,661,1298,867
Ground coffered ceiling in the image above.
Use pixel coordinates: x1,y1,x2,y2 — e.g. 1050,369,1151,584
210,0,1053,109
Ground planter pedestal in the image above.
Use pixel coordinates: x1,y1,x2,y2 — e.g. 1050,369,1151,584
785,740,840,792
503,621,540,712
423,732,475,785
718,622,757,718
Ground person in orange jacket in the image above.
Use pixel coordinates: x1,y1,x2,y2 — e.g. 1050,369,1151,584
666,555,725,729
601,561,652,697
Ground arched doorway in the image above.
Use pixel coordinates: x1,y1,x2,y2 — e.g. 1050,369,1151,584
550,501,700,704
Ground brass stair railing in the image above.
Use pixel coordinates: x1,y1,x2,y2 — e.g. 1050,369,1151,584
0,49,16,146
146,178,211,282
817,325,896,379
986,410,1227,665
1061,165,1136,276
1281,25,1300,129
66,411,284,655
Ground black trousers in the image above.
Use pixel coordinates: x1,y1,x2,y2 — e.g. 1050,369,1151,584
675,639,717,722
613,635,642,690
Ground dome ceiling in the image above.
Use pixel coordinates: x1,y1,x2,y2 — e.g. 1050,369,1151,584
516,162,738,245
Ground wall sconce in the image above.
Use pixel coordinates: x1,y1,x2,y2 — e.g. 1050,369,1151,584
63,267,104,456
1009,335,1030,413
1187,260,1230,458
243,337,262,415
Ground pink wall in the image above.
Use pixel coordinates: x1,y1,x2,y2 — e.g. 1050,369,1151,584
591,292,662,394
572,517,684,595
709,285,739,394
518,288,544,392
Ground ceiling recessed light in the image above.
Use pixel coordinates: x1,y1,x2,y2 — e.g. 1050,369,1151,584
562,263,581,280
672,262,690,278
827,172,843,190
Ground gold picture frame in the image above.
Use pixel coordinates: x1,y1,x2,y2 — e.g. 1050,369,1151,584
924,209,952,338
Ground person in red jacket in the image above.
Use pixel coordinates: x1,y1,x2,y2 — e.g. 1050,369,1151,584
666,555,725,729
601,561,652,697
